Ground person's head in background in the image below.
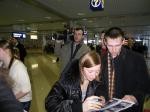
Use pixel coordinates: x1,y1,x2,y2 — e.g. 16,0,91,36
10,37,19,46
79,51,101,83
73,27,84,44
100,30,106,48
104,27,125,59
100,30,106,39
0,40,14,68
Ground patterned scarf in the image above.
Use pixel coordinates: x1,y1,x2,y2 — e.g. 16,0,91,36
108,53,115,99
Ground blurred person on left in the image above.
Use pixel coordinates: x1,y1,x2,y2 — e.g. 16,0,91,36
0,40,32,112
0,68,23,112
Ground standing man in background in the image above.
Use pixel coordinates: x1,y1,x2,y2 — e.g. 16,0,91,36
100,27,150,112
59,27,90,72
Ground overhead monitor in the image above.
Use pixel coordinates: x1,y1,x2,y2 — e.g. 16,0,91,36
12,32,26,39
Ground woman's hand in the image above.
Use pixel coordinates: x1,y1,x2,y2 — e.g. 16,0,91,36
82,96,103,112
99,96,106,106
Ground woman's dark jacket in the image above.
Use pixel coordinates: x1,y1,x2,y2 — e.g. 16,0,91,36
45,60,105,112
101,47,150,112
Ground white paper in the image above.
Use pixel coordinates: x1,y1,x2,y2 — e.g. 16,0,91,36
99,98,135,112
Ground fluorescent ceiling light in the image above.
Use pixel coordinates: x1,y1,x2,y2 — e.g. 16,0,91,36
30,35,38,39
62,22,66,24
82,18,87,21
31,64,38,69
31,30,37,33
16,19,25,22
135,39,142,42
88,20,93,23
77,13,85,16
44,16,51,19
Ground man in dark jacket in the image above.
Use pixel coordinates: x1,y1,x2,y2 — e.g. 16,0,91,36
100,27,150,112
0,78,23,112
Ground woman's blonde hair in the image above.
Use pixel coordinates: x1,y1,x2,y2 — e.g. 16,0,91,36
79,51,101,83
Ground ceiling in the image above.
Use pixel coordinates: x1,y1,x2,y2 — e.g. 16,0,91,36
0,0,150,34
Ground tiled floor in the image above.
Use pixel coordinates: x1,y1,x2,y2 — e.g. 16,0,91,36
24,50,150,112
25,52,60,112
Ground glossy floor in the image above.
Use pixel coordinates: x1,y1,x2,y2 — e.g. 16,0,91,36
25,52,60,112
24,50,150,112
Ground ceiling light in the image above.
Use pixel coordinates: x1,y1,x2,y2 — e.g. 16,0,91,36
62,22,66,24
88,20,93,23
77,13,85,16
31,64,38,69
82,18,87,21
30,35,38,39
16,19,25,22
44,16,51,19
31,30,37,33
56,0,62,2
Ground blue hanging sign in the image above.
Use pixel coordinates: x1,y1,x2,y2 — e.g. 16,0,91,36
90,0,104,11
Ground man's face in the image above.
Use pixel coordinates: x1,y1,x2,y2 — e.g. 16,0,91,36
74,30,83,43
101,33,105,39
105,36,123,58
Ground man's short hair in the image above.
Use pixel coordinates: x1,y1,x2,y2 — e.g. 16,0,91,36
74,27,84,35
104,27,124,39
101,30,106,34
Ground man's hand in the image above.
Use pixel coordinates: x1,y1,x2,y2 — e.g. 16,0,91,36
122,95,137,103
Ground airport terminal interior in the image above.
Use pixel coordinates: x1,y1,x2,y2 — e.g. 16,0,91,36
0,0,150,112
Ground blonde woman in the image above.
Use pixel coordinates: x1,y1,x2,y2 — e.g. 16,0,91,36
45,51,105,112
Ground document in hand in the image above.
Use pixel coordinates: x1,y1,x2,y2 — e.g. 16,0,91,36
99,98,135,112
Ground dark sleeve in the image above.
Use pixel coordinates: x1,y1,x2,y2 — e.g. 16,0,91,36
0,79,23,112
138,56,150,94
95,82,108,101
17,44,27,57
131,55,150,109
45,81,82,112
20,44,27,57
71,100,82,112
134,55,150,93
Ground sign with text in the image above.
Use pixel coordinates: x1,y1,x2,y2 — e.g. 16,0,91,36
90,0,104,11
